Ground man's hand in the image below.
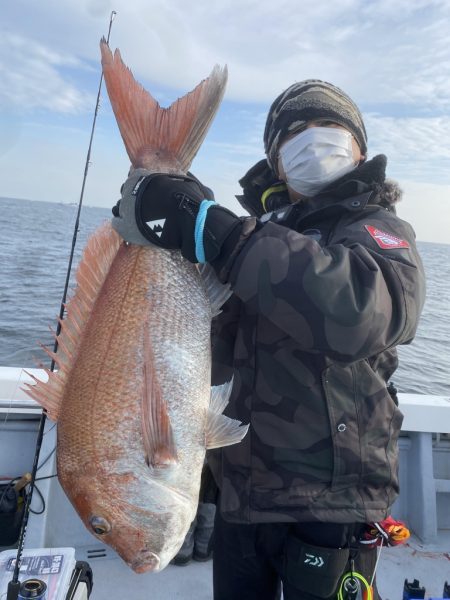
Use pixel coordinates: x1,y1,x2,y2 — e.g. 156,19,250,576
112,171,241,264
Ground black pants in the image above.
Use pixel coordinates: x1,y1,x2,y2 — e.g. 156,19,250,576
213,510,381,600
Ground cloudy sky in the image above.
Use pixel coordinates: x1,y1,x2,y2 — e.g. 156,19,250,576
1,0,450,243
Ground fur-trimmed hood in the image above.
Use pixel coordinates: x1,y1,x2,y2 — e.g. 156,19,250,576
237,154,402,217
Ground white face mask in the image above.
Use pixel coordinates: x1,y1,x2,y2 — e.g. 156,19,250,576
279,127,358,197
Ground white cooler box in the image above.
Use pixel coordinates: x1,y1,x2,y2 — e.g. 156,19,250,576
0,547,92,599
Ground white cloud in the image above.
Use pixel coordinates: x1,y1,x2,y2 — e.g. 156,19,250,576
3,0,450,108
0,32,93,113
365,114,450,185
113,0,450,109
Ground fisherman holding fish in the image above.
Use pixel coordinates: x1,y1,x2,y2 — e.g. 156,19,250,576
111,80,425,598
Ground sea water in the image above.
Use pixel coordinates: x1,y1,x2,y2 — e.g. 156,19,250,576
1,196,449,396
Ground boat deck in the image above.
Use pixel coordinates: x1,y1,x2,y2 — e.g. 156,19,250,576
80,531,450,599
1,368,449,598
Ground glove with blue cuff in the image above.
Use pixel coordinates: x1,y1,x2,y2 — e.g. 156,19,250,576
112,170,242,265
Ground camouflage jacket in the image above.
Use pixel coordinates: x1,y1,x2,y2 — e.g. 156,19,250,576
208,156,426,524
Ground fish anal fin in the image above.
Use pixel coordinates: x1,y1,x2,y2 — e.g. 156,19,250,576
142,336,178,468
206,379,249,449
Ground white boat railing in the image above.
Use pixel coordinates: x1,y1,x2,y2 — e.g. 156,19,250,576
1,366,449,544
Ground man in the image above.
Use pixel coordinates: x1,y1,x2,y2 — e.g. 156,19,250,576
112,80,425,599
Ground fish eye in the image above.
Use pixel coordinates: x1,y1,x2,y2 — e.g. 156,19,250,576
90,516,111,535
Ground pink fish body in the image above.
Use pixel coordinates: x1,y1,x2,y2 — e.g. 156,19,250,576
24,41,247,573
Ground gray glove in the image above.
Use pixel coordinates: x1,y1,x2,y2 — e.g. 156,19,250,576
111,168,154,245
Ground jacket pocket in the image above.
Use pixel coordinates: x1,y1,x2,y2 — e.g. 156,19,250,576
322,364,361,490
323,359,404,496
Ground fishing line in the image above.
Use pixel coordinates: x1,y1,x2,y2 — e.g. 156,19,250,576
28,484,45,516
6,11,117,600
369,538,384,587
35,447,56,472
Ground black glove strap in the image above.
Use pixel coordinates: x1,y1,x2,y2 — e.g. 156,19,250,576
202,206,242,261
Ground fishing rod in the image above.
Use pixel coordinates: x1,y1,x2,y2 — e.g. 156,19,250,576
6,11,117,600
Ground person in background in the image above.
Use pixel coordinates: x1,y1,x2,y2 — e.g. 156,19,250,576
170,502,215,566
112,80,426,599
171,466,218,566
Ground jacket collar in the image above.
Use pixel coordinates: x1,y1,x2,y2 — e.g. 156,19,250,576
321,153,387,198
237,154,392,218
288,189,375,225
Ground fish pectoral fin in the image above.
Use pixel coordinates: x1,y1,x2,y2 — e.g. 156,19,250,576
205,380,249,449
151,448,178,468
142,342,178,468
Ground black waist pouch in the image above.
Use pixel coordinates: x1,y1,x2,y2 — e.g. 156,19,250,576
284,534,350,598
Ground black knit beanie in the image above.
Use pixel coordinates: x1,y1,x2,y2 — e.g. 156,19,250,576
264,80,367,171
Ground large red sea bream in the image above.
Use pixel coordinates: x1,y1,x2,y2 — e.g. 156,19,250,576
24,39,248,573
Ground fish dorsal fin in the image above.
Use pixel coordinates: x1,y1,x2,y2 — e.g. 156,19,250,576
100,39,228,173
22,223,121,421
206,379,249,449
197,264,232,318
142,334,178,468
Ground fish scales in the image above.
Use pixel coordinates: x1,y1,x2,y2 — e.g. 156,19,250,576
58,245,210,478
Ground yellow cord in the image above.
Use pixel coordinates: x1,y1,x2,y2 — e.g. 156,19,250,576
260,184,288,212
337,571,373,600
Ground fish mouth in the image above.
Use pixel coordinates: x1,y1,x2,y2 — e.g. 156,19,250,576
130,550,160,573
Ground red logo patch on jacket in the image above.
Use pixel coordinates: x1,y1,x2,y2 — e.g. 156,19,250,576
365,225,410,249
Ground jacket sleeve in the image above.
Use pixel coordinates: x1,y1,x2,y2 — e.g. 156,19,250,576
226,210,426,362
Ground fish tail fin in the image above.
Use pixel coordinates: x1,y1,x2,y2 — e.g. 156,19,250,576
22,223,121,420
100,38,228,172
